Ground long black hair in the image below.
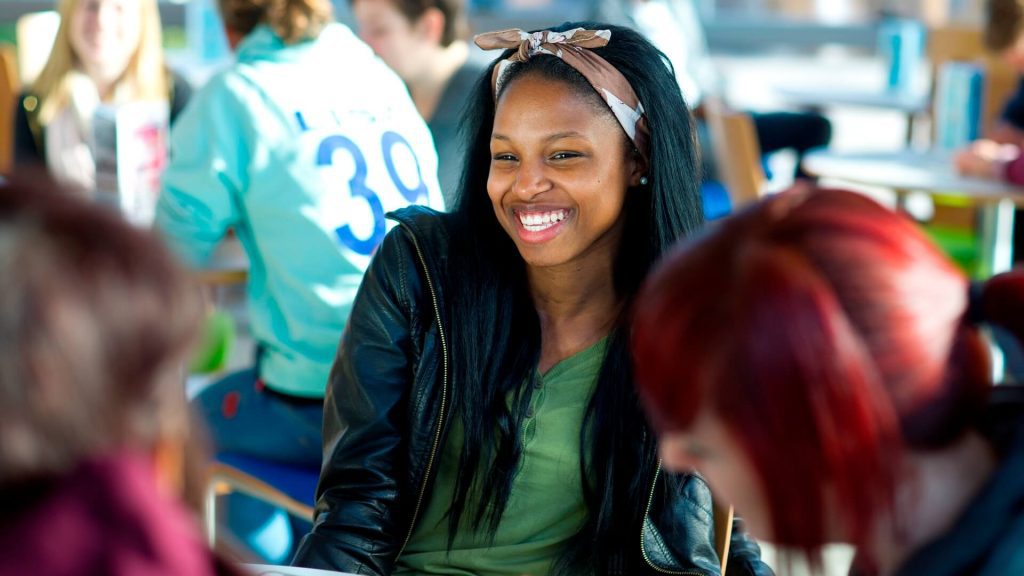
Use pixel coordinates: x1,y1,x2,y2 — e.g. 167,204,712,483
442,21,703,571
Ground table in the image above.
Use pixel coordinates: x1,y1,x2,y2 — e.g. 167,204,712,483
777,87,929,144
802,149,1024,276
242,564,357,576
804,148,1024,381
778,88,929,114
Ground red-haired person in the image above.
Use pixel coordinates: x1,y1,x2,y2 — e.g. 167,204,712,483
631,188,1024,576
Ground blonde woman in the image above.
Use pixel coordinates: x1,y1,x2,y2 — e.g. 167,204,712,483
13,0,192,192
156,0,443,562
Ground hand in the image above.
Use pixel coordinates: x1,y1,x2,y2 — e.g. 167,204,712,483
953,140,1019,180
953,148,996,179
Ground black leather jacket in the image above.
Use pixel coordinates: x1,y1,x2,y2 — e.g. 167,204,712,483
292,207,774,576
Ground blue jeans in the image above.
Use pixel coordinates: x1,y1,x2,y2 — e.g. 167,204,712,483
195,367,324,563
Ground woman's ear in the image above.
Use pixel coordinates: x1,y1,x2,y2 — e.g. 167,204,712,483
629,148,650,187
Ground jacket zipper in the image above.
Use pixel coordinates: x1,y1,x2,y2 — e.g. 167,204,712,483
640,460,706,575
395,225,449,560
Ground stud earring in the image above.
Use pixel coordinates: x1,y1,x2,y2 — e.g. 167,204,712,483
639,176,649,186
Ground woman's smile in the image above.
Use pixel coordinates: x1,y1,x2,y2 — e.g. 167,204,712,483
513,207,573,242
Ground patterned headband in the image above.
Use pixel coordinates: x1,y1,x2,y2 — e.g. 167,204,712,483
474,27,650,161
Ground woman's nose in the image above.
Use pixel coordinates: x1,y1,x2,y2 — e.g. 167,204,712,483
513,158,551,199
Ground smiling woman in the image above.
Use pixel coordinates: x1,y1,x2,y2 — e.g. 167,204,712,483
13,0,192,192
486,74,640,282
292,20,774,576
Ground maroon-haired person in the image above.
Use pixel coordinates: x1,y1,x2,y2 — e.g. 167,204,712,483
632,187,1024,576
0,176,242,576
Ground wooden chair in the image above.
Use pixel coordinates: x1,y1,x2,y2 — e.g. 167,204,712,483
704,98,766,210
980,61,1018,136
713,501,735,574
926,26,985,70
191,238,248,375
0,44,20,174
204,453,319,547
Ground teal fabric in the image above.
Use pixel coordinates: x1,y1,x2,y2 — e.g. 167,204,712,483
156,23,444,397
395,338,609,576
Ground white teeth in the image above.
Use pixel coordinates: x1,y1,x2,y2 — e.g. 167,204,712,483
518,209,567,231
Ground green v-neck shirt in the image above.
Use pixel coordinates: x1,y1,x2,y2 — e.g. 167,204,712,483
394,337,609,576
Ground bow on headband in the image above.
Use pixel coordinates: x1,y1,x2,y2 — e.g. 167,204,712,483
474,27,650,161
474,28,612,62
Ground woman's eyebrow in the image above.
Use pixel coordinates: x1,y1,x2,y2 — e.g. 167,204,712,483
490,131,587,142
545,131,586,143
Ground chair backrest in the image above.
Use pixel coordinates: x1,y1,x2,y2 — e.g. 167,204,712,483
980,59,1018,135
713,501,734,574
16,11,61,87
926,25,985,68
704,98,766,210
205,453,319,547
0,44,20,174
925,25,1018,136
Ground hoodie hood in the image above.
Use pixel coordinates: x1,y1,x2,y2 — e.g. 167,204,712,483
236,22,371,66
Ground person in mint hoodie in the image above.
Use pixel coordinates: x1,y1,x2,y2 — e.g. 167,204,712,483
155,0,444,562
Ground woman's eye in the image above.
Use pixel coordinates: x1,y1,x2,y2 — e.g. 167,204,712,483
551,151,582,160
492,153,517,162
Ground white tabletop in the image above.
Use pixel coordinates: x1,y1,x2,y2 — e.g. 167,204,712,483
777,87,929,113
242,564,357,576
803,149,1024,202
